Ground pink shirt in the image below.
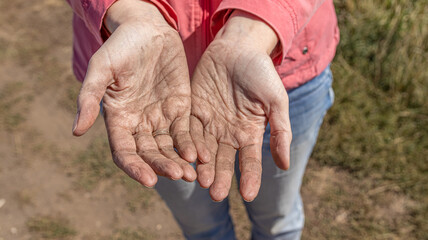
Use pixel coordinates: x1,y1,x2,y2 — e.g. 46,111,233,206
66,0,339,90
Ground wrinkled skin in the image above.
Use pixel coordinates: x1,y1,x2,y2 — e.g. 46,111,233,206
191,14,293,202
71,0,292,202
72,0,198,187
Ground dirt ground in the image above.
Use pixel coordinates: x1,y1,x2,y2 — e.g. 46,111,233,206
0,0,421,239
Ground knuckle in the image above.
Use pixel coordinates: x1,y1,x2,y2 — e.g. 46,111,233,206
128,164,142,180
111,151,124,166
242,161,261,174
216,161,235,172
158,145,173,154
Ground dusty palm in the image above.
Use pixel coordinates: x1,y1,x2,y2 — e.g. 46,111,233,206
72,9,197,187
191,40,292,202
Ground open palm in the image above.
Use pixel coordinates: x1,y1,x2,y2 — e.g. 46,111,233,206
191,38,292,202
72,2,197,187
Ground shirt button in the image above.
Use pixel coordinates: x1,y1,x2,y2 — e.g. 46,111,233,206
302,47,308,55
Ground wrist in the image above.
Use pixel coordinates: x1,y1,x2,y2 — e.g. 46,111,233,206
104,0,169,33
215,10,279,54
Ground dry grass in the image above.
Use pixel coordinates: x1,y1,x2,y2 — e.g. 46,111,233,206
0,0,426,239
27,215,77,239
310,0,428,238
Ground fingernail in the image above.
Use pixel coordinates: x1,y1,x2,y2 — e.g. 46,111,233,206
72,111,79,133
242,192,256,202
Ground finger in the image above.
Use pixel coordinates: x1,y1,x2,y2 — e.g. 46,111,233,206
155,134,196,182
73,54,112,136
113,151,158,188
107,126,157,187
190,116,211,163
196,133,217,188
268,94,293,170
239,144,263,202
210,143,236,202
134,131,183,180
171,116,197,163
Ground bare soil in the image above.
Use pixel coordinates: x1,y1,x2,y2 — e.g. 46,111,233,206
0,0,419,239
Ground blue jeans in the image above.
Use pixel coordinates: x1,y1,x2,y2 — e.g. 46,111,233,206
155,66,334,240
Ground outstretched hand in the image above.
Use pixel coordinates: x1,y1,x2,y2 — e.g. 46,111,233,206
72,0,198,187
191,11,292,202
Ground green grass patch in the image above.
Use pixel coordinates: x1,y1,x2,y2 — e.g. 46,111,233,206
74,137,118,190
27,215,77,239
0,82,32,131
122,176,154,212
73,136,155,211
311,0,428,238
59,77,80,114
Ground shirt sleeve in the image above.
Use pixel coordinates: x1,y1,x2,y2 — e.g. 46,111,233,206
211,0,327,65
65,0,179,44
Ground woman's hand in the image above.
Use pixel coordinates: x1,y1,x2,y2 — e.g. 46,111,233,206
190,11,292,202
72,0,198,187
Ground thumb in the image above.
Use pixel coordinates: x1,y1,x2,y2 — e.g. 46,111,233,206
267,92,293,170
72,55,112,136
